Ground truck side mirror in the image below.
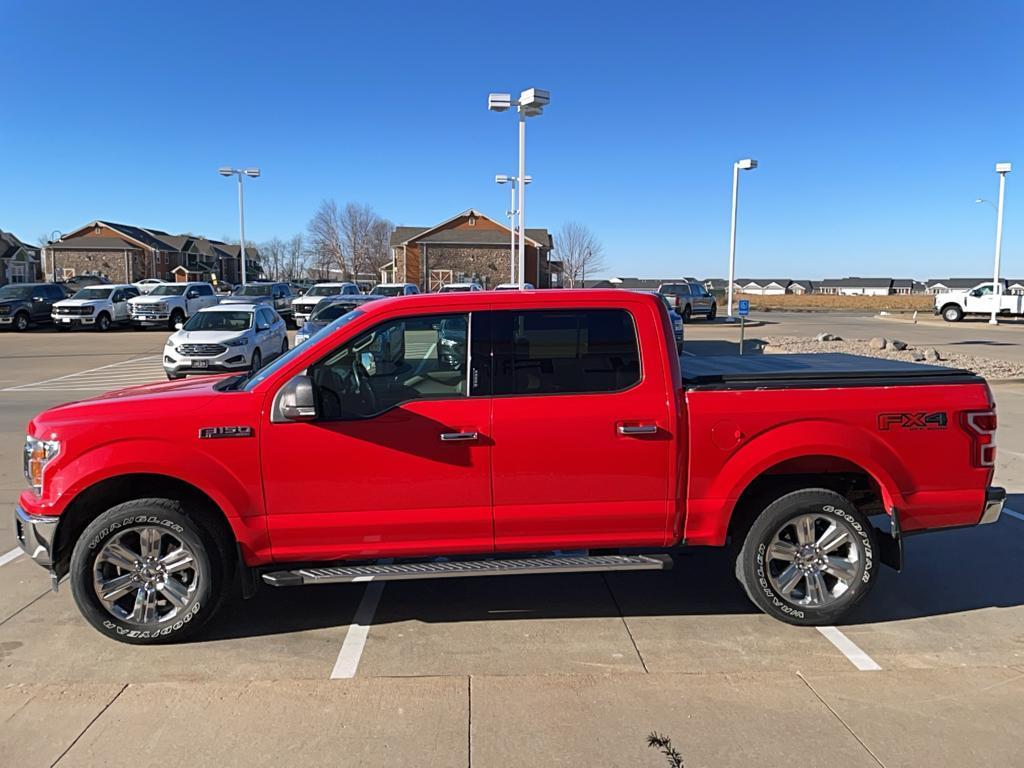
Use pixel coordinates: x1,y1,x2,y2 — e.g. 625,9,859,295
276,374,317,422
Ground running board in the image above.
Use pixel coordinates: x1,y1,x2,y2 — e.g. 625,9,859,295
261,554,672,587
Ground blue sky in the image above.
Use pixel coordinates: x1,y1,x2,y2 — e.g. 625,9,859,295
3,0,1021,280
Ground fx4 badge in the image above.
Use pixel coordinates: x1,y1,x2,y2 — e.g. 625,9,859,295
877,412,947,431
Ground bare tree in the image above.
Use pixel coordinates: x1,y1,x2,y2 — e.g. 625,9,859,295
260,237,286,280
340,203,394,279
285,234,308,279
307,200,346,279
556,221,606,288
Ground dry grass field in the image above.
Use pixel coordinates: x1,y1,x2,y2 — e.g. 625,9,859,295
716,292,934,312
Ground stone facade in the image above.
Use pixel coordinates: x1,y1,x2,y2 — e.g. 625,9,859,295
422,245,513,289
49,249,144,283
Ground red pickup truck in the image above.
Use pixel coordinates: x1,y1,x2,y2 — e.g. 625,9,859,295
15,290,1003,643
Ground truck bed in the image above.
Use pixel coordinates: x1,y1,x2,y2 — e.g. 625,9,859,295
682,353,982,390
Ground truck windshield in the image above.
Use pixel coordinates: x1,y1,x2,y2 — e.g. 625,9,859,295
306,285,344,297
242,309,365,391
235,284,273,296
370,285,404,296
183,311,253,332
71,288,114,300
149,285,187,296
0,285,33,299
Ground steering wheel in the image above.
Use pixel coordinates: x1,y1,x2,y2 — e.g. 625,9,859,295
350,355,378,415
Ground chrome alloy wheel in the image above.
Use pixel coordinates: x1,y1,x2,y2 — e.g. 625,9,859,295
765,513,860,608
92,527,201,625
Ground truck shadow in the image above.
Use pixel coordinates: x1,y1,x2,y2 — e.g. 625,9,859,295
200,509,1024,641
683,339,769,357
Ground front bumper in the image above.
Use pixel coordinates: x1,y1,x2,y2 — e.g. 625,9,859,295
14,504,59,569
979,486,1005,525
164,348,250,375
132,314,171,326
52,315,97,327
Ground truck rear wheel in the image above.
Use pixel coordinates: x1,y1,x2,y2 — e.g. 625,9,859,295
941,304,963,322
735,489,876,625
69,499,224,644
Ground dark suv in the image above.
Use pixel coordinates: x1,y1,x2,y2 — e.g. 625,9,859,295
657,282,717,321
0,283,66,331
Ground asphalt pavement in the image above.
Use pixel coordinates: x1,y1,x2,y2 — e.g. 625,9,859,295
1,320,1023,767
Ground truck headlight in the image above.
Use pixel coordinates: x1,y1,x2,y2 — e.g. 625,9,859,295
225,336,250,347
24,435,60,493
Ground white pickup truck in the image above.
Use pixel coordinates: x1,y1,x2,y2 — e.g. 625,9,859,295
935,281,1024,322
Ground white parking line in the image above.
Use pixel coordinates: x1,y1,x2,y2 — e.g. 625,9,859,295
1,356,164,392
1004,507,1024,523
0,547,23,568
816,626,881,671
330,582,385,679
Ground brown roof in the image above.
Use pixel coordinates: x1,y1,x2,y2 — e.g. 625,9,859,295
49,235,141,250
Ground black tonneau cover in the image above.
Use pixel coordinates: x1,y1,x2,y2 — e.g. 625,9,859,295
682,353,982,390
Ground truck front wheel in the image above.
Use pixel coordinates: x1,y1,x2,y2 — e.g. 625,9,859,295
941,304,963,322
735,489,876,626
69,499,224,644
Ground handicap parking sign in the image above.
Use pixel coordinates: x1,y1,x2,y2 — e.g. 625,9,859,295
738,299,750,316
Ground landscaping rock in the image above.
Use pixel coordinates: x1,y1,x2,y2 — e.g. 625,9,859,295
890,339,908,351
815,332,836,342
911,350,926,361
869,337,888,350
924,348,941,362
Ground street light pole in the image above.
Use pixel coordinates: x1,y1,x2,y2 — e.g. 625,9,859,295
219,167,260,285
725,158,757,322
990,162,1012,325
518,112,526,289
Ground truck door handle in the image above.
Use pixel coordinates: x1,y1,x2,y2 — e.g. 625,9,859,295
618,424,659,436
440,431,479,442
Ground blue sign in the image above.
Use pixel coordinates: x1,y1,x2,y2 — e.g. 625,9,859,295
738,299,750,317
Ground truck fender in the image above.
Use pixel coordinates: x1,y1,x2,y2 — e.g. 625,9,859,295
685,419,908,545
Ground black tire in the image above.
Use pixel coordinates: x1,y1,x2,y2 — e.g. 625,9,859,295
249,349,262,375
14,311,30,332
681,304,692,323
69,499,224,644
707,302,717,321
168,310,185,331
735,488,877,626
941,304,963,323
96,312,111,332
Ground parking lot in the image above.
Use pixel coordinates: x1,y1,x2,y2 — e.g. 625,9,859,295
2,318,1024,767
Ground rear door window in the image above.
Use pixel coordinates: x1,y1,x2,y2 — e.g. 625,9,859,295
490,309,641,396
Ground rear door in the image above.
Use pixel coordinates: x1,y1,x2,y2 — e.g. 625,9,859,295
486,305,673,551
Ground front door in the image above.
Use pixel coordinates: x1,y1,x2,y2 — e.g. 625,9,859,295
486,308,673,551
261,310,492,561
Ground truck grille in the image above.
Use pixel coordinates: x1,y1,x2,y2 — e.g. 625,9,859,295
54,306,92,316
177,343,226,357
0,306,10,315
132,303,167,314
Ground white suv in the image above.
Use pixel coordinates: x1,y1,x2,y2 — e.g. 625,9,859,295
163,304,288,380
291,282,361,326
52,284,140,331
369,283,420,297
129,282,219,330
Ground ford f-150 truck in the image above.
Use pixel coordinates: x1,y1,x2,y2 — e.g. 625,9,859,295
14,290,1003,643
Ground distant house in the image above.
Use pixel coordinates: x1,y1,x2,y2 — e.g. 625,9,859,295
0,231,41,286
386,209,556,290
890,279,919,295
42,221,261,285
584,276,698,291
925,278,994,294
703,278,731,293
787,280,815,295
817,277,893,296
736,279,790,296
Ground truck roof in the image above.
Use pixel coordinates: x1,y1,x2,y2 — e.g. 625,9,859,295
353,288,663,319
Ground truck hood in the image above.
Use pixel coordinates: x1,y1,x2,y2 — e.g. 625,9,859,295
53,298,107,308
169,329,250,345
0,298,28,309
130,295,182,305
28,376,229,434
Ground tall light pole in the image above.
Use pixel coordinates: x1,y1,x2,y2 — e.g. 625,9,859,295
726,158,757,321
488,88,549,289
989,162,1012,325
496,174,531,283
218,167,260,285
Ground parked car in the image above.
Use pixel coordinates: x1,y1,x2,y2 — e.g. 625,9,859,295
59,275,111,293
221,282,296,324
658,282,717,321
934,281,1024,322
128,281,219,330
291,282,362,326
13,290,1005,643
494,282,535,290
52,284,140,331
295,295,383,345
0,283,66,331
163,303,288,380
133,278,168,295
438,282,482,293
214,282,237,295
369,283,420,297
